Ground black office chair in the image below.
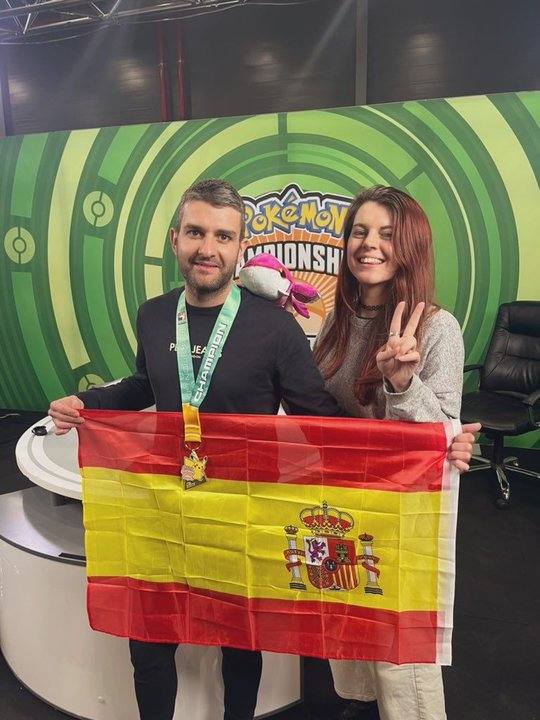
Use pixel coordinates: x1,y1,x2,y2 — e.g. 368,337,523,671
461,301,540,508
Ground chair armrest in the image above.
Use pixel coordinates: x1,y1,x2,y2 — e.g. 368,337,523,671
523,389,540,407
523,389,540,428
463,364,483,374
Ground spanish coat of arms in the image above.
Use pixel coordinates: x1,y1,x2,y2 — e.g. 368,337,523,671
283,500,383,595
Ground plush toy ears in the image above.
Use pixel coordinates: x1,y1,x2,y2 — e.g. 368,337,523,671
290,281,320,304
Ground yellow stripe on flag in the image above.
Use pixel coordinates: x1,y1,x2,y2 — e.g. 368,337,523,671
82,466,441,613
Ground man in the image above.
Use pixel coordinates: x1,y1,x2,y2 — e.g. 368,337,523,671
49,179,477,720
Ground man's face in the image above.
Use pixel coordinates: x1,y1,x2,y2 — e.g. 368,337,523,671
170,200,247,296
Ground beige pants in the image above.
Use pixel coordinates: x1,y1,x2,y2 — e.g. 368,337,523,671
331,659,447,720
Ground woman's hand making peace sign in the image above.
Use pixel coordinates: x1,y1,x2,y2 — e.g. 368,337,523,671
376,301,425,393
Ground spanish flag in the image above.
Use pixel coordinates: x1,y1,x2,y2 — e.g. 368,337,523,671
78,410,459,665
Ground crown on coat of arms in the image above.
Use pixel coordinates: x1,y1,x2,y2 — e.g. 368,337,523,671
299,500,354,538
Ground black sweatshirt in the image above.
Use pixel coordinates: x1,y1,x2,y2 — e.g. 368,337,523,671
78,287,344,417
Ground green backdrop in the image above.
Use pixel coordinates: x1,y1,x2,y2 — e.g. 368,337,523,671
1,91,538,445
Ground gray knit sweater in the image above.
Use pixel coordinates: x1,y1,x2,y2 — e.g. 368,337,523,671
316,308,464,422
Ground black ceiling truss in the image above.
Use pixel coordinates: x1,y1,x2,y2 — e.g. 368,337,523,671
0,0,323,43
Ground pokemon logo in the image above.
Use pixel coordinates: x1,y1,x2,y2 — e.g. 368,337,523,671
244,185,348,238
240,185,351,342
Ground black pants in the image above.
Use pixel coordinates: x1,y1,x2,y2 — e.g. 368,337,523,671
129,640,263,720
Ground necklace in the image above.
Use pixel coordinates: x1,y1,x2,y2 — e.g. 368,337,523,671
359,302,384,311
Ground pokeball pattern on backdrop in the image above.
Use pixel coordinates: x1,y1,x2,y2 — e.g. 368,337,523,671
78,374,105,393
4,227,35,264
83,191,114,228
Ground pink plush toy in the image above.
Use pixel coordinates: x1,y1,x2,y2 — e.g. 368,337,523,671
239,253,320,318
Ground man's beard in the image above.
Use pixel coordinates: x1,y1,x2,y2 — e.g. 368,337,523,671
181,257,235,298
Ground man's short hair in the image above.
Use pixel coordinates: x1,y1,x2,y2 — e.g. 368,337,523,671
175,178,245,240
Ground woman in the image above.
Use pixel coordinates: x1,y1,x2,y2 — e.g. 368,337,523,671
314,186,472,720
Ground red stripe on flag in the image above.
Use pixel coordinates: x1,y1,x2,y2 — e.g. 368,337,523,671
87,576,438,664
79,410,446,492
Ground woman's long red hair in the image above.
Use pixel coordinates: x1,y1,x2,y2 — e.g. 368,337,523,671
314,186,436,405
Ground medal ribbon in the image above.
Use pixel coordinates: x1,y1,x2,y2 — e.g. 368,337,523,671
176,284,241,443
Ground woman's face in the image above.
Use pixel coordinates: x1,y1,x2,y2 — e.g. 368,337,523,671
346,201,399,290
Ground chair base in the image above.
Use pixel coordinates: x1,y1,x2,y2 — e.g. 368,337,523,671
468,454,540,508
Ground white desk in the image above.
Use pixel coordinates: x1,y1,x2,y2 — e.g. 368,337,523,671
0,418,301,720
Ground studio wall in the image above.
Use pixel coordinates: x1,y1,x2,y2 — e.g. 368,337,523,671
0,90,538,443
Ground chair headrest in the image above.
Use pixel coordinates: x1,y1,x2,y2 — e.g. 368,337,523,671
482,301,540,396
497,301,540,337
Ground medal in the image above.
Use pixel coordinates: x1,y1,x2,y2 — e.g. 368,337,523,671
176,284,241,489
181,449,208,490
